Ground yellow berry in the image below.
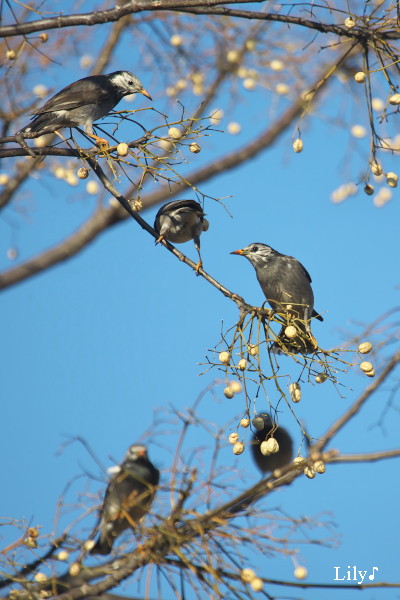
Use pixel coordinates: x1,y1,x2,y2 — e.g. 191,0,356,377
80,54,93,69
248,344,259,356
226,50,240,63
370,161,382,175
313,460,326,474
315,372,328,384
39,33,49,43
241,568,256,583
189,143,201,153
77,167,89,179
304,466,316,479
168,127,182,140
219,351,230,365
209,108,224,125
358,342,372,354
57,551,69,561
270,59,284,71
227,121,241,135
233,441,244,455
389,93,400,105
344,17,355,28
33,84,48,98
224,387,234,399
292,138,303,153
360,361,373,373
242,77,256,90
230,380,242,393
261,438,279,455
354,71,366,83
285,325,297,339
34,573,47,583
371,98,384,111
237,358,247,370
294,566,308,580
250,577,263,592
34,135,51,147
364,184,374,195
69,562,80,576
170,34,183,47
229,432,239,444
351,124,367,138
86,181,99,195
275,83,289,95
289,382,301,403
117,143,129,157
293,456,305,470
240,418,250,428
386,172,398,187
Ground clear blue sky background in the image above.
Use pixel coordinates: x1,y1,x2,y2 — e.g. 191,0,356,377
1,7,400,598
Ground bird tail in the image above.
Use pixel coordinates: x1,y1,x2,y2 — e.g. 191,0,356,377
312,309,324,322
271,321,318,355
89,536,113,556
18,114,55,136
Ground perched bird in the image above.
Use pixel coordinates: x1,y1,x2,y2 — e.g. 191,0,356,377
251,413,293,474
90,444,159,555
17,71,152,147
154,199,209,272
231,243,323,354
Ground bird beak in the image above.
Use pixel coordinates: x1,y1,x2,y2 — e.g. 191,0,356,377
230,249,245,255
140,88,152,101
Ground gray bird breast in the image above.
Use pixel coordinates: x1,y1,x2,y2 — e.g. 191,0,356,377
158,211,203,243
256,257,315,320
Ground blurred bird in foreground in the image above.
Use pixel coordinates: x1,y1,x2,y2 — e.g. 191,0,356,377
231,243,323,354
251,413,293,474
17,71,152,147
154,199,209,272
90,444,159,555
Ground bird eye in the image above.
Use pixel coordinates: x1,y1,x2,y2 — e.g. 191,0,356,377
252,245,259,252
128,80,133,85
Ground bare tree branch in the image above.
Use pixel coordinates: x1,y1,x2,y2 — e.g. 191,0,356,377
314,350,400,452
0,0,261,38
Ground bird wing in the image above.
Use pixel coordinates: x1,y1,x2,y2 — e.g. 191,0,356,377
29,77,115,115
156,199,204,218
296,260,312,283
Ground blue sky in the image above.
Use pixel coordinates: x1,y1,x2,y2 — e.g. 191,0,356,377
1,6,400,597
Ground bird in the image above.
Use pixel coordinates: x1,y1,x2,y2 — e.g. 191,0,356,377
251,413,293,474
154,199,209,272
230,243,323,354
90,444,159,555
17,71,152,147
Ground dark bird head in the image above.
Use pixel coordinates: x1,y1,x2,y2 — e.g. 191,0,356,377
123,443,150,463
108,71,152,100
230,243,278,268
251,413,293,474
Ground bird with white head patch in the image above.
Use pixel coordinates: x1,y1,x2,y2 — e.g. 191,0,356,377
231,243,323,354
17,71,152,147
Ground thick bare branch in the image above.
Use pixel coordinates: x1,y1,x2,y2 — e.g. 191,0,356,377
0,0,260,38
